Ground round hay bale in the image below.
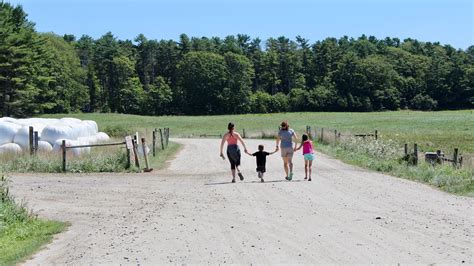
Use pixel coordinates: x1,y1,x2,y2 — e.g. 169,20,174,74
0,122,21,145
0,143,22,154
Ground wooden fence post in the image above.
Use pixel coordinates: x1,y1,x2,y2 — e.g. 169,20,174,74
375,130,378,140
166,128,169,147
132,139,140,169
453,148,459,167
126,147,131,169
152,129,157,157
414,143,418,166
334,130,337,144
242,128,246,139
125,136,132,169
29,126,34,156
404,143,408,159
321,128,324,143
62,140,67,172
159,128,164,150
436,150,442,164
33,131,39,156
142,138,151,172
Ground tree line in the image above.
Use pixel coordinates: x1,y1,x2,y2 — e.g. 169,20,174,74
1,3,473,117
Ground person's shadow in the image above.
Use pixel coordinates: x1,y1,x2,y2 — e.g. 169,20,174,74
204,179,304,185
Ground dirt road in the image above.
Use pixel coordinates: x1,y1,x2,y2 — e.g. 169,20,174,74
10,138,473,264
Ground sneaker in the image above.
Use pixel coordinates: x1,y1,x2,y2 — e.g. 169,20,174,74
308,178,312,181
238,172,244,181
261,178,264,183
285,176,289,181
304,177,308,180
288,172,293,181
232,178,236,183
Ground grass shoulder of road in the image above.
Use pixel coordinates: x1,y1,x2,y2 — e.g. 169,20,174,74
0,142,181,173
0,175,67,265
0,218,67,266
317,143,474,197
148,141,182,170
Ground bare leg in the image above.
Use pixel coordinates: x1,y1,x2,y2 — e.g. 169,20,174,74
283,157,289,177
304,160,308,179
231,169,236,181
288,157,294,174
308,160,313,180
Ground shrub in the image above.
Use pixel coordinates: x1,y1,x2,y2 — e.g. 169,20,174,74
410,94,438,110
103,125,132,138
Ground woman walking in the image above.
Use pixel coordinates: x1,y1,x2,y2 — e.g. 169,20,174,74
220,122,249,183
276,121,298,180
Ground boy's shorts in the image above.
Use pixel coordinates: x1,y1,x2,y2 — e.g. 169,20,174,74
304,153,315,161
256,165,266,173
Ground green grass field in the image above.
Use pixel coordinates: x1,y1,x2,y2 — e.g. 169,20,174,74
41,110,474,154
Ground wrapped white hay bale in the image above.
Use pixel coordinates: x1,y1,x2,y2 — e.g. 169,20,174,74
83,120,99,135
71,121,97,139
52,139,90,156
15,118,32,126
0,122,21,145
95,132,110,143
13,126,31,149
31,123,46,137
2,117,105,154
0,143,22,154
78,135,98,145
60,117,82,126
42,125,75,145
37,141,53,152
72,138,91,156
52,139,73,152
0,117,17,123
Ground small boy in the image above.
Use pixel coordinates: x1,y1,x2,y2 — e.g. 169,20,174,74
246,145,278,182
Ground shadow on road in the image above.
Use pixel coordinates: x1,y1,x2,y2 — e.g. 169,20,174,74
204,179,305,185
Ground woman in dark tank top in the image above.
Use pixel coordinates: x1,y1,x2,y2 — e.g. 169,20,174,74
220,122,249,183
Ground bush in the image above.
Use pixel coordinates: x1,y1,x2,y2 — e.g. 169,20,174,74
249,91,272,113
103,125,132,138
410,94,438,110
288,88,309,111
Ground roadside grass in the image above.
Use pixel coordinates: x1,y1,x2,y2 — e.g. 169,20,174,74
0,175,67,265
0,141,181,173
317,139,474,196
148,142,182,170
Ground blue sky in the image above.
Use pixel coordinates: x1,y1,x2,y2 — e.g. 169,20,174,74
6,0,473,49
